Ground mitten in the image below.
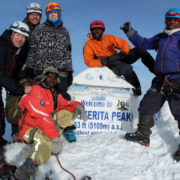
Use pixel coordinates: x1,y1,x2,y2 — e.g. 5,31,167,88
74,105,88,121
120,21,135,38
51,137,63,154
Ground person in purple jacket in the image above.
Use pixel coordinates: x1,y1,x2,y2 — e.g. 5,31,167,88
120,8,180,161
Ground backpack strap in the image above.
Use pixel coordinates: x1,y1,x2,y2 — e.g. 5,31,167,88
154,33,163,52
19,109,27,131
178,39,180,49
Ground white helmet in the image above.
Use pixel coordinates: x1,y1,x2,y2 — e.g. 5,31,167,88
27,3,42,15
10,21,30,38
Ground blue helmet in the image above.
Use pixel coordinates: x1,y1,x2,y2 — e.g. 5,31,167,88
165,8,180,19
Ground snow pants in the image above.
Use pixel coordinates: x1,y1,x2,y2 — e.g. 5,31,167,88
109,47,156,89
121,47,156,74
137,77,180,137
109,63,141,89
23,129,52,165
23,110,75,165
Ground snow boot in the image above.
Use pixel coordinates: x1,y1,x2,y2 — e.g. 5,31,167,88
125,114,154,146
125,131,150,146
14,158,37,180
63,125,76,143
174,144,180,162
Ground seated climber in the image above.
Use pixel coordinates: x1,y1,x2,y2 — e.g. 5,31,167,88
83,20,156,96
10,66,88,180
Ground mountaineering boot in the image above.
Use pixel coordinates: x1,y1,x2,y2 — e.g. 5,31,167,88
174,144,180,162
63,125,76,142
125,131,150,146
125,114,154,146
14,158,37,180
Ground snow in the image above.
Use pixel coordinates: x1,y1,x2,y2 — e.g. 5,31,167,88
73,67,134,89
3,101,180,180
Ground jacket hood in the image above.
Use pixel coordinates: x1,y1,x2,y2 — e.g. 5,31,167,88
45,19,63,28
164,28,180,36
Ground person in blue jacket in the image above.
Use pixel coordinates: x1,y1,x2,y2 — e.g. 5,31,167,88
120,8,180,161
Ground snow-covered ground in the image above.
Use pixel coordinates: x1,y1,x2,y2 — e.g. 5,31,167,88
4,102,180,180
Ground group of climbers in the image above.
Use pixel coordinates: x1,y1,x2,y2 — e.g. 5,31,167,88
0,1,180,179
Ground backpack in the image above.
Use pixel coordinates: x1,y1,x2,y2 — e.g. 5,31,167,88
154,33,180,51
5,78,37,125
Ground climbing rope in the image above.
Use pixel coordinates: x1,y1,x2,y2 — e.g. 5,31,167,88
56,154,76,180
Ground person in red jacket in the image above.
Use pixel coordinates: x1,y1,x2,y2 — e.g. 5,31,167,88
11,67,88,180
83,20,156,96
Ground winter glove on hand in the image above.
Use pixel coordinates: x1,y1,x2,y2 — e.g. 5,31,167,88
51,137,63,154
74,105,88,122
120,21,135,38
25,67,35,79
67,71,73,87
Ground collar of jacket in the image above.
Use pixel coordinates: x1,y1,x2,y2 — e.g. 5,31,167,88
163,28,180,36
0,30,19,51
44,19,63,28
87,33,104,41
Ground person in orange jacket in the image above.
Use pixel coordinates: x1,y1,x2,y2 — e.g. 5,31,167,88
9,66,88,180
83,20,156,96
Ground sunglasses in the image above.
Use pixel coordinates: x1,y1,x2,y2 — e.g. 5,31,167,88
28,7,42,12
92,21,104,26
11,26,29,34
166,12,180,16
46,72,59,78
46,5,61,11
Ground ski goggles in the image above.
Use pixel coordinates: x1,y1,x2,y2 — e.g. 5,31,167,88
46,5,61,12
46,72,59,78
165,18,180,23
11,26,29,34
27,7,42,12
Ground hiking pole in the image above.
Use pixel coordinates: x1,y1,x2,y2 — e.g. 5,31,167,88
56,154,76,180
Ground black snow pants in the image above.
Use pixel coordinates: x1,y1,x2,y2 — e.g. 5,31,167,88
121,47,156,74
138,77,180,137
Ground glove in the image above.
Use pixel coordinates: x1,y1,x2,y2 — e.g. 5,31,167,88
51,137,63,154
25,67,35,79
67,71,73,87
74,105,88,121
120,21,135,38
101,52,126,66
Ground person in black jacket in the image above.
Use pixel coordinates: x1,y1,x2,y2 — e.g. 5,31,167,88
25,2,75,143
0,21,31,147
25,2,73,101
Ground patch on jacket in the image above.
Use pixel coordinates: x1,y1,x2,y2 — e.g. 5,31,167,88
40,100,45,106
